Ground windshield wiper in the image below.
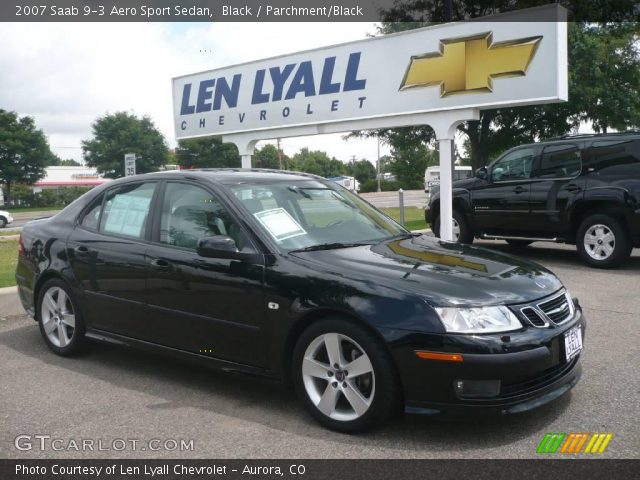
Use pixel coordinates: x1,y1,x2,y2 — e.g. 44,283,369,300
289,242,373,253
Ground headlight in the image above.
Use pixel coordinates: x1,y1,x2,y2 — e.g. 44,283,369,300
434,306,522,334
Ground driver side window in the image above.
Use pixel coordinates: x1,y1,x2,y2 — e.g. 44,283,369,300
491,148,535,182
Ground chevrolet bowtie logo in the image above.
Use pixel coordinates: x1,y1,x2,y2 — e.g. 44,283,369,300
400,33,542,96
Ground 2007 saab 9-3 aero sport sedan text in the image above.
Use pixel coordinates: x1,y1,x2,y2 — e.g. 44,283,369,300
15,170,585,432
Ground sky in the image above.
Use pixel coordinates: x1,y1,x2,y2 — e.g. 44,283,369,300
0,22,393,165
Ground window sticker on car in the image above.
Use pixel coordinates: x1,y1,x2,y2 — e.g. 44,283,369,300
254,208,306,242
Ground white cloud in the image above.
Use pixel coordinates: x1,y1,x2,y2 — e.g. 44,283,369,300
0,22,389,164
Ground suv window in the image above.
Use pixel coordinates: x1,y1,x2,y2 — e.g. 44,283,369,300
537,144,582,178
99,183,156,239
160,182,249,251
586,139,640,174
491,148,535,181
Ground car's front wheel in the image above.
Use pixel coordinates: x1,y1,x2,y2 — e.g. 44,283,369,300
0,217,6,228
37,279,86,355
576,214,632,269
292,318,400,432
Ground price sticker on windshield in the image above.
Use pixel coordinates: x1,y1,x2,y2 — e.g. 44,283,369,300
254,208,306,242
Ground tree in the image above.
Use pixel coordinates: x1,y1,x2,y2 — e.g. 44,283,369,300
175,137,240,169
388,143,438,189
253,144,288,169
82,112,169,178
352,3,640,170
351,159,377,184
0,110,54,202
291,148,348,177
49,157,81,166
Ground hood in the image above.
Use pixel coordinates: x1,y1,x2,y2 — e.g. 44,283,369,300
290,235,563,307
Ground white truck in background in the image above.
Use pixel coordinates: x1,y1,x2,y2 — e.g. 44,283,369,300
424,165,473,198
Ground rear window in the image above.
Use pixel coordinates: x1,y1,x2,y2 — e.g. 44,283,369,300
98,183,156,239
585,139,640,175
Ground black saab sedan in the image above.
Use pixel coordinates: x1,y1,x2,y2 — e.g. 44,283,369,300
15,170,585,432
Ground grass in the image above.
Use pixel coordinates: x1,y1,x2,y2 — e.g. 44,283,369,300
0,230,19,237
0,239,18,288
381,207,428,231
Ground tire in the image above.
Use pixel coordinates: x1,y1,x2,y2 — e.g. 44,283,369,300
506,240,533,248
36,279,87,355
0,217,6,228
432,210,474,244
576,214,632,269
292,318,400,433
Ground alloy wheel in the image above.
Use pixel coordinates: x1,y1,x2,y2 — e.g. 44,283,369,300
584,224,615,260
301,333,375,422
40,286,75,348
452,218,460,241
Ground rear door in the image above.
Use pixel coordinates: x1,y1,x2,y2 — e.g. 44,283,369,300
471,146,538,233
529,143,585,235
67,181,157,339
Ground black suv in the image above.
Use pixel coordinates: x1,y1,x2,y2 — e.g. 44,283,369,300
427,132,640,268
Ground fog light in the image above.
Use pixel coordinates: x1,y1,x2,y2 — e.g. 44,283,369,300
453,379,501,398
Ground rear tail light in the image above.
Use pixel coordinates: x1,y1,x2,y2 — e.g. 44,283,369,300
18,234,26,257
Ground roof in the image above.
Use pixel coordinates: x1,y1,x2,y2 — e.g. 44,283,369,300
145,168,324,185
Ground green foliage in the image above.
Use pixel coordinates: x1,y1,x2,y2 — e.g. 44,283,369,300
290,148,348,177
253,144,287,169
176,137,240,169
82,112,169,178
8,185,92,208
359,179,401,193
350,159,377,184
389,143,437,189
0,110,53,201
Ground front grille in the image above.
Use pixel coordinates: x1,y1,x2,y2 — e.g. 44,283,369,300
501,357,578,397
516,290,574,328
521,307,546,327
538,291,572,325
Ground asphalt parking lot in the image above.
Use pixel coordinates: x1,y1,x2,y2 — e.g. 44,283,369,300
0,241,638,459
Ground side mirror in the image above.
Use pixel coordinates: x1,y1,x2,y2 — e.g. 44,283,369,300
196,235,240,259
475,167,488,180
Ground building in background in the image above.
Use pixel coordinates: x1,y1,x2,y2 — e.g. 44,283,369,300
32,166,110,192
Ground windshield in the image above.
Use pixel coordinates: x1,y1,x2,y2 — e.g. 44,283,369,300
230,179,407,251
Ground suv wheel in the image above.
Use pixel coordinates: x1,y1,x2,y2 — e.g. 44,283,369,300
37,279,87,355
433,211,473,244
576,214,632,269
292,318,400,432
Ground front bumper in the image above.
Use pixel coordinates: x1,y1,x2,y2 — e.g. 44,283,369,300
385,306,586,416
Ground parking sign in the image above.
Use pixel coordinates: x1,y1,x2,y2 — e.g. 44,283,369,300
124,153,136,177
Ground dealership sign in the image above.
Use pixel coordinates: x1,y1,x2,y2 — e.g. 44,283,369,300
172,11,566,139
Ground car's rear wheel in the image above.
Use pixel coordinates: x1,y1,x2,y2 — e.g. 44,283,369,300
576,214,632,269
505,240,533,248
37,279,86,355
292,318,400,432
432,211,473,244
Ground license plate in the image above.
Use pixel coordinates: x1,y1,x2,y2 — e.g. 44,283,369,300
564,325,583,362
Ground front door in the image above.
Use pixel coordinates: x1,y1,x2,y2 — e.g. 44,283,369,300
471,147,537,234
145,181,266,367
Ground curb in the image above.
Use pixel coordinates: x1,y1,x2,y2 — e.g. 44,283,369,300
0,235,19,242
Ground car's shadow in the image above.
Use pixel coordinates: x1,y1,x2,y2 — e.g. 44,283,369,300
0,322,572,453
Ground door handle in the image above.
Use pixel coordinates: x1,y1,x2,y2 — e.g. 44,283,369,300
565,184,582,192
149,258,172,271
513,186,526,194
74,246,89,256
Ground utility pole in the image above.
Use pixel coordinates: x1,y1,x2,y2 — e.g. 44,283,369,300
276,138,283,170
377,137,381,192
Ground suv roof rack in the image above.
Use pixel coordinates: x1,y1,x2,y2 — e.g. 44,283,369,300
548,130,640,141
